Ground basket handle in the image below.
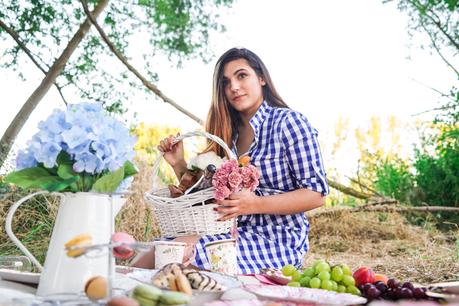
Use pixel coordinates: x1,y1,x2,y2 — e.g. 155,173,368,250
151,130,236,192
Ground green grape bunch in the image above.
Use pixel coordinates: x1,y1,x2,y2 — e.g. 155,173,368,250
282,260,361,296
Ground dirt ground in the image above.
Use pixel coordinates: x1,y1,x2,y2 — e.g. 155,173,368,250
306,210,459,285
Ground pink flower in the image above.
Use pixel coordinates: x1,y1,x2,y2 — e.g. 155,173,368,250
228,171,242,189
214,185,231,201
213,159,260,200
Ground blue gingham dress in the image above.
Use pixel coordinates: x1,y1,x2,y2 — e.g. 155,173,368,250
192,101,329,274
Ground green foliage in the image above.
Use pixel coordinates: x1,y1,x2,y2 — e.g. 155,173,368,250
0,0,233,113
373,123,459,228
374,158,415,203
435,87,459,125
5,152,138,193
413,125,459,207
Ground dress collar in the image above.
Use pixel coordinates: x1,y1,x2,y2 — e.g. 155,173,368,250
249,100,270,138
231,100,271,157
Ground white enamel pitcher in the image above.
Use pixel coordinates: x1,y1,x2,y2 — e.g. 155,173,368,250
5,191,125,296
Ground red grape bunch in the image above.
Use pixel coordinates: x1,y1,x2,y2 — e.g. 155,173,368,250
359,278,429,301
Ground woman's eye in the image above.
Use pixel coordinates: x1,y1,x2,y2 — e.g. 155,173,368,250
238,73,247,79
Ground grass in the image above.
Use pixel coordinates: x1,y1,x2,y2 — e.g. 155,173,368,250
1,160,458,284
306,210,459,284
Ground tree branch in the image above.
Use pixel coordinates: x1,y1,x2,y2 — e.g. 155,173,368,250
79,0,204,126
0,19,69,105
327,178,373,199
418,1,459,50
419,18,459,75
346,176,383,197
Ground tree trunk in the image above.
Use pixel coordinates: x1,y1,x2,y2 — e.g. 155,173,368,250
0,0,109,168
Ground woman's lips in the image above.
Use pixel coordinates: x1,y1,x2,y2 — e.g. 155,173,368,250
233,94,245,102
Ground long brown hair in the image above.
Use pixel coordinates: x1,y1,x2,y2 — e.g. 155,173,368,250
205,48,289,157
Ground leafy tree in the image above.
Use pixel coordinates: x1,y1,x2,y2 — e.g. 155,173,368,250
0,0,233,167
385,0,458,123
413,123,459,207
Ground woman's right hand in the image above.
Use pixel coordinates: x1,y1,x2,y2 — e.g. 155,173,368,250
158,134,185,167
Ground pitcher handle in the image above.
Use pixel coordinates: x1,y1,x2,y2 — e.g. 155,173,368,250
5,191,64,272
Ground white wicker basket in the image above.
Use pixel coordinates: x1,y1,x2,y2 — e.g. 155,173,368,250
145,131,237,237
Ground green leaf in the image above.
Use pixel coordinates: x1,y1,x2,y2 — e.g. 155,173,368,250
5,168,57,189
42,176,80,192
123,161,138,178
92,167,124,193
57,164,75,179
56,151,72,166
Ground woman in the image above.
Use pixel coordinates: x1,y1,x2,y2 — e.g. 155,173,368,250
134,47,329,274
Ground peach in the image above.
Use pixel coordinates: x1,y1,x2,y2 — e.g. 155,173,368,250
374,273,389,285
353,267,376,287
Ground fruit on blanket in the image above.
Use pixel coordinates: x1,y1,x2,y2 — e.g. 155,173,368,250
111,232,136,259
331,266,344,282
374,273,389,285
291,270,303,282
281,260,360,296
353,266,376,287
281,264,297,276
64,233,92,257
359,277,430,302
84,275,108,300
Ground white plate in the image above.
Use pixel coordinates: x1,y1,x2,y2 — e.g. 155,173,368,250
125,267,242,291
124,267,242,306
429,281,459,294
244,284,367,305
0,269,40,285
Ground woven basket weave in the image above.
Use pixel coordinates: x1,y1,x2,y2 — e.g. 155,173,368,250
145,131,237,237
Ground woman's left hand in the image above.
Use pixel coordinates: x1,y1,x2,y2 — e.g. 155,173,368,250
215,191,259,221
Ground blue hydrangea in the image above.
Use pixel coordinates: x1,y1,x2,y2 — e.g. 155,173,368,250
16,102,137,176
16,150,37,170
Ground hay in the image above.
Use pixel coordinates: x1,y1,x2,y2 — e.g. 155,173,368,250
116,156,162,241
0,191,58,265
305,210,459,284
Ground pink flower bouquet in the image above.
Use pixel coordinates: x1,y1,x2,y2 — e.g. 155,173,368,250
212,159,261,201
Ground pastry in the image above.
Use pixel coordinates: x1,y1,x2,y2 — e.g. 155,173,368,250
175,273,193,296
151,263,184,288
84,275,108,300
111,232,136,259
64,233,92,257
182,268,225,291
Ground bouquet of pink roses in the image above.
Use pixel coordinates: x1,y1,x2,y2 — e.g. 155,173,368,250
212,158,261,201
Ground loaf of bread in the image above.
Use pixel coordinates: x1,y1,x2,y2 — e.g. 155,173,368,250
151,263,224,292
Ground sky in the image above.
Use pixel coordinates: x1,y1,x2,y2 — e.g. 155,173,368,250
0,0,455,176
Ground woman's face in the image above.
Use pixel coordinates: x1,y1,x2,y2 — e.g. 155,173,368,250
222,58,265,117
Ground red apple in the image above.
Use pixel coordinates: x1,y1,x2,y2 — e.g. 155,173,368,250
353,267,376,287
